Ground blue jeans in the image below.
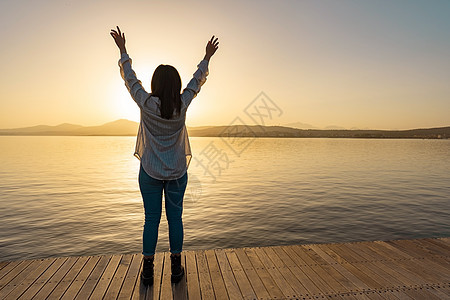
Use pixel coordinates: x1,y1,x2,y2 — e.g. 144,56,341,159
138,163,188,256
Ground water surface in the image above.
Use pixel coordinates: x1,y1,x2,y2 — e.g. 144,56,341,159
0,136,449,261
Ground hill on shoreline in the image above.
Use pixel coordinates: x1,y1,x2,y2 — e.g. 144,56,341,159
0,119,448,139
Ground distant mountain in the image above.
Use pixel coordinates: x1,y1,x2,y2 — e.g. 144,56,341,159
324,125,346,130
0,120,449,139
187,125,450,139
73,119,139,135
284,122,347,130
284,122,318,129
0,123,84,133
0,119,139,136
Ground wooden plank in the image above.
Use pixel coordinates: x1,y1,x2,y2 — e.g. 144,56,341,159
117,254,143,300
224,249,257,300
344,242,423,287
347,291,385,300
103,254,133,299
387,239,425,259
0,260,40,296
233,248,270,300
328,243,406,289
205,249,228,300
308,244,372,292
402,286,443,300
357,241,428,286
130,256,145,300
377,289,412,300
290,244,318,265
60,256,101,299
386,239,430,257
426,285,450,299
348,241,389,260
89,254,122,299
416,239,450,257
282,245,335,296
31,256,79,299
381,240,450,279
160,252,173,300
0,261,9,272
244,247,285,299
424,238,450,252
317,243,385,291
319,243,362,265
196,250,215,300
215,248,243,299
0,260,28,281
185,250,201,300
146,251,164,300
74,255,111,300
252,247,299,298
369,241,449,283
261,246,309,298
411,238,450,258
272,246,324,297
369,243,442,282
3,258,54,300
292,245,352,296
0,260,34,288
0,238,448,300
298,244,329,265
398,239,450,270
47,256,90,299
299,244,363,297
434,285,450,297
438,237,450,244
339,292,373,300
17,257,67,300
327,243,366,264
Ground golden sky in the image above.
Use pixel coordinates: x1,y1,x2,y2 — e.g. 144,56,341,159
0,0,449,130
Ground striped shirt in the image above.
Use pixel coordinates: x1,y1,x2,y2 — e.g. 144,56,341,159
118,53,209,180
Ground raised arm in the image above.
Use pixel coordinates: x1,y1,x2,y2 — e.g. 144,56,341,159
110,26,149,108
182,36,219,108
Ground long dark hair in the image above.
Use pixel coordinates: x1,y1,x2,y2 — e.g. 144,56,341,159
151,64,182,119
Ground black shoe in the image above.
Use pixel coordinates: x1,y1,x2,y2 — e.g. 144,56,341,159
141,256,154,286
170,253,185,284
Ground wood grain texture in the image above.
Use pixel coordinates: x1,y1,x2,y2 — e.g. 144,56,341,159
0,236,448,299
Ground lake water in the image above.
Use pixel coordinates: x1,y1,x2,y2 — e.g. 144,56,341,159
0,136,449,262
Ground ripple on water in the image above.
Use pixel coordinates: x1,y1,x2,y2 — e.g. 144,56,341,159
0,136,449,261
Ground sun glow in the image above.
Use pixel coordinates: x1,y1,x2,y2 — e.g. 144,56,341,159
110,81,141,123
117,98,140,123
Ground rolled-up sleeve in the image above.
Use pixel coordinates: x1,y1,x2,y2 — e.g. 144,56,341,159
181,59,209,108
118,53,149,108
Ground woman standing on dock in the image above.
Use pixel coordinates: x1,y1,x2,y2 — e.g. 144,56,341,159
110,26,219,285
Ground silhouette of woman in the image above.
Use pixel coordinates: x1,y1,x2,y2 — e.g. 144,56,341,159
110,26,219,285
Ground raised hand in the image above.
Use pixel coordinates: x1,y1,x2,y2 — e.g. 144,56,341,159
110,26,127,54
204,36,219,61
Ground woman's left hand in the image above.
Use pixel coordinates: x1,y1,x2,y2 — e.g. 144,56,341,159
110,26,127,54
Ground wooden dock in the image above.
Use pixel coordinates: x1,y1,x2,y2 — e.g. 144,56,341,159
0,237,449,299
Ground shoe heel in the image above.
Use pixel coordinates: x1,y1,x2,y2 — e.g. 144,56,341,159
171,266,185,284
141,275,154,286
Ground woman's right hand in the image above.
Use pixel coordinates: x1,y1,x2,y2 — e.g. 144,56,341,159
110,26,127,54
204,36,219,61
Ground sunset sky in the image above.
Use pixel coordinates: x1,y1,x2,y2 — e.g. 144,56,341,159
0,0,449,130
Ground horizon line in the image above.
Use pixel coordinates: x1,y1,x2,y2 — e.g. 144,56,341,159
0,118,449,132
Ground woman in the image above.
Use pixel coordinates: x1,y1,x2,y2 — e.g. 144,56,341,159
110,26,219,285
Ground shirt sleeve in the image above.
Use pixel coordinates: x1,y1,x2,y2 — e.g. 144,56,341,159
181,59,209,108
118,53,149,109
